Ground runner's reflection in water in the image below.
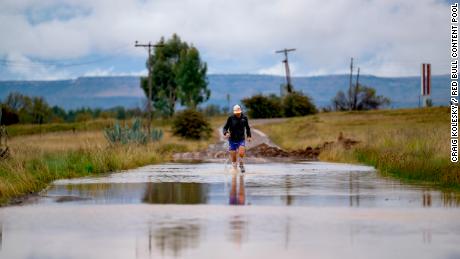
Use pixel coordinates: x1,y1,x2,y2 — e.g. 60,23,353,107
229,174,245,205
228,174,247,248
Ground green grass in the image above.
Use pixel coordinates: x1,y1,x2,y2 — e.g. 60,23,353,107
0,116,224,205
256,107,460,188
0,144,165,204
6,116,224,137
6,119,117,137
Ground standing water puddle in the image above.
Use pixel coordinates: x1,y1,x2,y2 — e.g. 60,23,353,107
0,162,459,259
35,162,460,208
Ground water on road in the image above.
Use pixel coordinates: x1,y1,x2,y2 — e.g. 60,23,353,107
0,162,459,259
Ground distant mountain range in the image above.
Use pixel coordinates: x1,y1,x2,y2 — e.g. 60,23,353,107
0,74,450,110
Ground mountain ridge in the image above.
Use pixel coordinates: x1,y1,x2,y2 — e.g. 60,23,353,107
0,74,450,109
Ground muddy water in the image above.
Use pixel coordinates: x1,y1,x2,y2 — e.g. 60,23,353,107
0,162,459,259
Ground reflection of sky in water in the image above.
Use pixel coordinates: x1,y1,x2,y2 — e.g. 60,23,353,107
33,162,460,208
0,162,459,259
0,205,459,259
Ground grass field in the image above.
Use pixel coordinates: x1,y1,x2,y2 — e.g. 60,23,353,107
0,117,222,205
6,119,115,137
5,117,178,137
3,109,457,204
256,107,460,188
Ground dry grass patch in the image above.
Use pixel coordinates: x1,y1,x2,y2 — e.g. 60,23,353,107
257,107,460,188
0,118,220,205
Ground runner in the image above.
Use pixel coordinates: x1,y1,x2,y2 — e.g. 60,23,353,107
223,104,252,172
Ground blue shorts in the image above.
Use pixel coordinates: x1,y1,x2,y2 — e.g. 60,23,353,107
228,140,245,151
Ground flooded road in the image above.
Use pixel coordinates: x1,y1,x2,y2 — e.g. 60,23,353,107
0,162,459,259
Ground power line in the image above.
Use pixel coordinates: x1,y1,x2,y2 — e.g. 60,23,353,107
0,43,132,68
0,57,116,68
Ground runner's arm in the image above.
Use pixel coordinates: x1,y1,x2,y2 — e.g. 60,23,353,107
223,117,231,136
245,118,252,138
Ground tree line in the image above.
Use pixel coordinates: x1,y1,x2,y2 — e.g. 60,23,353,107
0,92,229,126
241,83,389,119
0,92,144,125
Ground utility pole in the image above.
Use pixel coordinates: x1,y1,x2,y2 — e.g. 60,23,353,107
134,41,163,134
275,48,296,93
353,67,360,110
348,57,354,110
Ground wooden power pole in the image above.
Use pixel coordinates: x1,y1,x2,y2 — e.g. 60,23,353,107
348,57,354,110
276,48,296,93
134,41,163,134
353,67,360,110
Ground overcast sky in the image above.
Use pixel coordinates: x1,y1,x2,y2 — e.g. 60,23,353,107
0,0,452,80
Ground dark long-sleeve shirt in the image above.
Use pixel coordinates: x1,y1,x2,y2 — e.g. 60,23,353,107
223,114,251,142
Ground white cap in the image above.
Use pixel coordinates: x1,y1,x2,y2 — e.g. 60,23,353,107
233,104,242,114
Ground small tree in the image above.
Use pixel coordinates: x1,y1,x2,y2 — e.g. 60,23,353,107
241,94,283,118
172,109,212,139
426,99,433,107
176,47,210,108
31,96,51,124
332,91,348,111
282,91,317,117
4,92,25,111
3,93,51,124
140,34,188,117
332,84,389,111
140,34,209,117
51,105,67,122
355,85,390,110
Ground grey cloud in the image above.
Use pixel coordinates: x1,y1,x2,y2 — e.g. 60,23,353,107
0,0,451,78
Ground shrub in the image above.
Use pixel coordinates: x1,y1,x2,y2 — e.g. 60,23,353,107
332,84,390,111
426,99,433,107
241,94,283,118
242,92,317,118
172,109,212,139
282,91,317,117
1,106,19,125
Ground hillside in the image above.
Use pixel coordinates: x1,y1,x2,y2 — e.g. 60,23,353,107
0,74,449,109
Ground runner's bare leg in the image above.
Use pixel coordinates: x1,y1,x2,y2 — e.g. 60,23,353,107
238,146,245,159
230,150,237,164
238,146,245,172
